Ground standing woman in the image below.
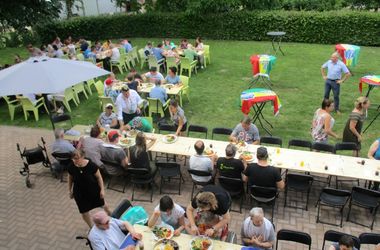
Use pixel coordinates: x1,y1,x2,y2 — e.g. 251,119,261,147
342,96,370,154
311,99,339,143
68,149,111,228
169,99,187,136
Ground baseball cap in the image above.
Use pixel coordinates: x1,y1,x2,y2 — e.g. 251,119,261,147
92,210,109,225
105,78,113,86
121,85,129,92
108,130,119,142
105,103,113,109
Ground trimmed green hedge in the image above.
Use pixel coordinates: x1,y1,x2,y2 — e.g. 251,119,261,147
35,11,380,46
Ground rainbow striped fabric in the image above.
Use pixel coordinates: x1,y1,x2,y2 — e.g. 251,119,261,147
250,54,277,77
335,44,360,67
241,88,281,115
359,75,380,93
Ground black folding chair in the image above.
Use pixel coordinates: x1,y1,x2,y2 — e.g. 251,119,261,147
126,167,155,202
276,229,312,250
187,124,208,138
347,186,380,230
211,127,232,140
359,233,380,247
322,230,360,250
334,142,360,188
249,185,277,222
284,173,313,211
316,187,351,227
188,169,214,199
101,159,128,193
51,152,72,182
50,113,73,131
288,139,312,151
260,136,282,147
156,162,182,195
218,176,245,213
312,142,336,154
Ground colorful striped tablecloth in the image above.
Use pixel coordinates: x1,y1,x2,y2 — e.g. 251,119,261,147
250,54,277,77
241,88,281,115
359,75,380,93
335,44,360,67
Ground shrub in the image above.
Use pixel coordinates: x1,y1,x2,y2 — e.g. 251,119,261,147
34,11,380,46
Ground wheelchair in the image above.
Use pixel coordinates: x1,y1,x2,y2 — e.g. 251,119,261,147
16,137,51,188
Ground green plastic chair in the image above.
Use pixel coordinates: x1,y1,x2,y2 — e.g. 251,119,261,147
131,46,139,64
76,53,84,61
52,87,79,112
99,96,117,112
148,55,165,73
94,80,104,96
18,96,49,121
111,54,126,74
85,79,96,95
180,57,197,78
119,47,126,56
166,57,179,74
204,45,211,66
147,98,170,118
179,75,190,106
72,82,88,104
3,96,22,120
138,49,148,69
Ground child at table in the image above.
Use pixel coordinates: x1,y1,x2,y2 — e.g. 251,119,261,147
147,195,189,236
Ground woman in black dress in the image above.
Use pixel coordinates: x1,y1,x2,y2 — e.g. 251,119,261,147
128,132,157,177
68,149,111,227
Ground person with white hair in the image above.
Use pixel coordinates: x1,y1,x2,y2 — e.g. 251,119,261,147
321,52,351,114
241,207,275,250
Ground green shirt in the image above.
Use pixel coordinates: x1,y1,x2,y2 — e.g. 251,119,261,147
184,49,197,60
128,117,153,132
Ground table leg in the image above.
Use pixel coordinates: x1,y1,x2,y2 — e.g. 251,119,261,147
366,85,374,98
271,37,277,54
252,103,272,135
277,36,285,56
363,110,380,133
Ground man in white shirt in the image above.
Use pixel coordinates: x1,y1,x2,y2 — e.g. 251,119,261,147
116,85,142,127
189,140,216,182
110,44,121,63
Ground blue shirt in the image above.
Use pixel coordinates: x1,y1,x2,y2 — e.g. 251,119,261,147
124,43,132,53
322,60,349,80
152,47,164,61
145,72,164,83
149,86,167,105
83,48,91,59
374,138,380,160
165,75,181,85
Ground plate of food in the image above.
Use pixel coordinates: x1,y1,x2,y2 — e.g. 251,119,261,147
153,239,179,250
118,137,133,147
190,236,213,250
203,148,214,156
165,84,175,89
162,134,178,144
152,225,174,240
240,151,254,162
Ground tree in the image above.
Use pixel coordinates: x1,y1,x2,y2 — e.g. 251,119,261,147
62,0,85,19
345,0,380,11
185,0,241,14
111,0,143,12
0,0,62,33
155,0,188,12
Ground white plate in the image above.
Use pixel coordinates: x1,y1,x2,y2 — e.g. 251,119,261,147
118,137,134,147
153,239,179,250
152,224,174,241
162,134,178,144
190,236,213,250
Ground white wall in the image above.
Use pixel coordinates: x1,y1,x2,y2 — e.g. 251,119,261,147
59,0,123,19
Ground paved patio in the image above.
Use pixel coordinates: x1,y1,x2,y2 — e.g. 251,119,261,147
0,125,379,250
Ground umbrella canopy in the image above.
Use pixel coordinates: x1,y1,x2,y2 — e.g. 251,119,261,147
0,56,110,96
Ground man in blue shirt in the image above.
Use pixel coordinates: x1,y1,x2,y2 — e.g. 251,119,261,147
123,40,133,53
152,43,166,62
149,79,168,105
321,52,351,114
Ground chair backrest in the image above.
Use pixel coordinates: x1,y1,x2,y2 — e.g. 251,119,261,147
51,151,72,165
288,139,312,151
181,57,191,66
3,96,18,106
359,233,380,245
158,123,176,133
148,55,158,67
276,229,312,250
335,142,358,152
322,230,360,250
312,142,336,154
179,75,189,87
187,124,208,138
147,97,164,114
286,173,313,187
218,176,244,194
188,169,212,177
203,45,210,55
260,136,283,147
352,186,380,200
64,87,75,98
18,97,34,107
94,80,104,96
212,127,232,139
321,187,351,198
250,185,277,199
76,53,84,61
111,199,132,219
156,162,180,175
126,167,150,176
50,113,73,130
166,57,177,67
138,48,146,60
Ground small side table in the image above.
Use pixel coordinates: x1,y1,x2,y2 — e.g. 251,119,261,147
267,31,286,56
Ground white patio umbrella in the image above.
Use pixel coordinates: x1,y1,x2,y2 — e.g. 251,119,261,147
0,56,110,96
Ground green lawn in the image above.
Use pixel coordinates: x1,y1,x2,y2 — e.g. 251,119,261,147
1,39,379,157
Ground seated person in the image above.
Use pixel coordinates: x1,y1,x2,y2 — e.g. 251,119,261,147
216,144,245,179
123,39,133,53
144,66,164,83
189,140,216,183
51,128,75,174
329,235,358,250
164,67,182,85
125,73,139,91
243,147,285,190
130,68,143,83
148,195,188,236
100,131,129,176
109,44,120,63
241,207,275,250
166,47,181,65
184,44,198,61
144,42,153,57
88,210,142,250
104,74,119,102
230,116,260,145
77,125,104,169
187,185,231,240
163,39,172,50
96,103,118,129
180,39,188,50
124,116,153,133
152,43,166,62
149,79,167,105
87,45,98,63
52,44,64,58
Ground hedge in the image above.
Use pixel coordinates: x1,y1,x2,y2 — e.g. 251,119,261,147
35,11,380,46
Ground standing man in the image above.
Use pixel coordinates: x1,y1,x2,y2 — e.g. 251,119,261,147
116,85,142,127
321,52,351,114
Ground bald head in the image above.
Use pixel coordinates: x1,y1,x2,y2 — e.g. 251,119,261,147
194,140,205,155
331,52,340,63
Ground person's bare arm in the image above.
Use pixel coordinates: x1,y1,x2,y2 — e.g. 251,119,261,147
186,204,198,235
147,210,160,227
277,180,285,190
253,140,260,145
175,117,184,136
321,67,327,80
95,169,105,199
110,118,118,128
324,115,339,138
122,220,142,240
349,120,362,142
368,140,379,159
337,72,351,84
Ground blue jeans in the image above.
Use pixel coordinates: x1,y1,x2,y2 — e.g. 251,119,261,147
324,79,340,111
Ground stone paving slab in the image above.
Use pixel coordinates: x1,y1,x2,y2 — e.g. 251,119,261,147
0,125,379,250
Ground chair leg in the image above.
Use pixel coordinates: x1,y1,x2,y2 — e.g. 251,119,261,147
316,201,321,223
33,109,39,121
63,100,72,112
160,177,163,194
283,188,288,207
23,109,28,121
370,207,378,230
9,107,15,120
339,206,344,227
150,183,153,202
178,175,181,195
346,200,352,222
